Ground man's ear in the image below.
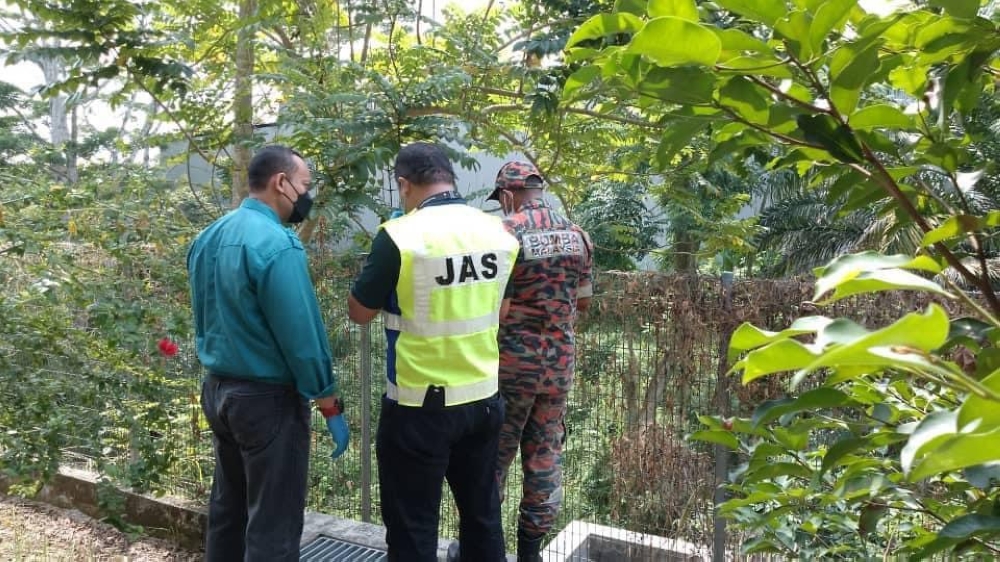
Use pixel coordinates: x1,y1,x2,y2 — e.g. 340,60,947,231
271,172,286,193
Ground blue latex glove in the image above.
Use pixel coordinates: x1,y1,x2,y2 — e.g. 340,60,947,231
325,414,349,459
389,208,405,219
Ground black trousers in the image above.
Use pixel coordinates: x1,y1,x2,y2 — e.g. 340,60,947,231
377,393,507,562
201,374,311,562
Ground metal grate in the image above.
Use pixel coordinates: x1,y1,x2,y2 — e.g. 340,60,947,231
300,536,388,562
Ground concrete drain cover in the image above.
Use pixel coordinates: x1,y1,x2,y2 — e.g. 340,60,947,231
300,536,388,561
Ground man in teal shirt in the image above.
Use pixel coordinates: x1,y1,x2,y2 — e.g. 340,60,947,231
187,145,349,562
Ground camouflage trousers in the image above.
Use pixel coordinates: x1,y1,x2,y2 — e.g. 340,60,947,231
496,362,571,540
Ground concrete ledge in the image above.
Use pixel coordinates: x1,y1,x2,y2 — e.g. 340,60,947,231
302,512,454,559
301,511,392,550
0,467,207,551
543,520,708,562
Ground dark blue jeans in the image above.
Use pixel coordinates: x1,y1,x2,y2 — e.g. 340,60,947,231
201,374,310,562
377,393,507,562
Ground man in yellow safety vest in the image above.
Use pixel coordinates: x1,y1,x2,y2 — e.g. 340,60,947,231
348,142,520,562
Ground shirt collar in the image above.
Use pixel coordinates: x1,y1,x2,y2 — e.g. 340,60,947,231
417,190,465,209
241,198,282,224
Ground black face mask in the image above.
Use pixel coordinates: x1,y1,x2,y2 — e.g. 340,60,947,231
281,178,313,224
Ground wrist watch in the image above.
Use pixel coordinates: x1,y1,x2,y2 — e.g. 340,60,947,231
319,397,344,418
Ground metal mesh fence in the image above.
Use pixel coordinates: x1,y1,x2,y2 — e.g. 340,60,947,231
1,241,968,560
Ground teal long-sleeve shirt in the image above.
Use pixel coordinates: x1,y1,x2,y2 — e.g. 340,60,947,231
186,198,337,399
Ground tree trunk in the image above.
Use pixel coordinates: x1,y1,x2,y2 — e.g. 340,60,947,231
37,57,68,146
231,0,257,207
143,100,157,169
65,105,78,184
36,55,76,183
673,229,698,273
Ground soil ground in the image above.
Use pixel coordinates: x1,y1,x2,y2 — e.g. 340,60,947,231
0,494,199,561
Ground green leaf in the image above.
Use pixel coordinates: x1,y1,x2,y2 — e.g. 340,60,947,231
689,429,740,449
768,104,804,134
889,63,929,97
709,129,770,161
639,66,717,104
812,252,946,303
654,117,709,167
920,142,962,173
648,0,699,21
772,426,810,451
567,13,645,48
739,339,817,384
848,104,914,131
813,252,944,293
615,0,648,15
748,461,813,480
872,403,894,423
742,537,784,555
830,41,880,114
719,76,770,123
975,349,1000,379
730,317,833,353
751,387,856,428
921,211,1000,247
796,113,865,164
910,536,963,561
939,514,1000,540
821,437,870,475
929,0,979,19
715,0,788,26
964,463,1000,490
855,130,901,158
716,55,793,78
774,10,814,60
858,503,887,537
627,17,722,67
712,28,772,54
563,65,601,98
564,46,602,64
901,409,957,476
801,305,953,377
958,370,1000,433
809,0,858,55
915,18,983,66
948,317,994,343
813,268,953,304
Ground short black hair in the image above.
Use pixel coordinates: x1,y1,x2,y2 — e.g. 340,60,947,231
394,142,456,187
248,145,304,192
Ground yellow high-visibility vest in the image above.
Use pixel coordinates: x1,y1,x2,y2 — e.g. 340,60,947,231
381,204,519,407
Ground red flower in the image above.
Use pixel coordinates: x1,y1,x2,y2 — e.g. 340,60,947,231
158,337,179,357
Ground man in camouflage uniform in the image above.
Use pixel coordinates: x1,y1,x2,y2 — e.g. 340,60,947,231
488,161,593,562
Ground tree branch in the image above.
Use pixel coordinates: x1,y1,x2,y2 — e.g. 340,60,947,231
785,49,838,119
266,26,297,52
716,104,826,150
745,74,831,115
496,17,582,53
482,0,496,26
563,105,667,128
861,142,1000,314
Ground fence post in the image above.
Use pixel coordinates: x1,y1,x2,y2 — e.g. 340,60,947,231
713,271,735,562
358,254,373,523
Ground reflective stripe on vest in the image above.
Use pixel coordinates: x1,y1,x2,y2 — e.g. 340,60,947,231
381,311,497,337
382,204,519,407
385,377,499,406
